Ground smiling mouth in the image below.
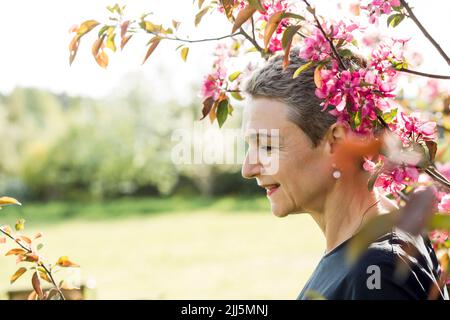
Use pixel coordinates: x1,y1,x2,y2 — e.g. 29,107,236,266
262,184,280,197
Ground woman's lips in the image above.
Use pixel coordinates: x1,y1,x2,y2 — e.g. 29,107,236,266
265,184,280,197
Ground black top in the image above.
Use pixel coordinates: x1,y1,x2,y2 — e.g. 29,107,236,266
297,229,449,300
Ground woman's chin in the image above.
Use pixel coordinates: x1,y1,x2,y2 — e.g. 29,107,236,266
269,203,290,217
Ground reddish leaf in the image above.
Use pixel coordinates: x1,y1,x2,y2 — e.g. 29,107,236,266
10,267,27,284
33,232,43,240
264,11,285,50
27,290,38,300
69,35,80,65
220,0,235,21
121,35,133,50
56,256,80,268
5,248,27,256
0,237,6,243
314,66,323,88
232,5,256,33
120,20,130,38
200,96,215,120
32,272,44,299
23,253,40,263
425,141,437,163
142,37,161,64
95,51,109,69
16,235,32,245
92,34,106,57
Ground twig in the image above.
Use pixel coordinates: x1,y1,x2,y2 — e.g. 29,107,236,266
149,32,241,43
0,228,65,300
398,68,450,80
400,0,450,66
376,115,450,190
239,28,268,58
302,0,346,70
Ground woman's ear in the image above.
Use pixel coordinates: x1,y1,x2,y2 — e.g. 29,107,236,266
324,123,349,155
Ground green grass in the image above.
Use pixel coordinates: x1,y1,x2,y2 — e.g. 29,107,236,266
0,196,270,226
0,197,325,299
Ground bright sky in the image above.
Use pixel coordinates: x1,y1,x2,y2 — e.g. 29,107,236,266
0,0,448,102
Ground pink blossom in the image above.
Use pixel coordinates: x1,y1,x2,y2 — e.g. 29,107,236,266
361,0,402,24
438,194,450,213
392,112,437,143
429,230,449,248
299,28,331,61
374,165,419,194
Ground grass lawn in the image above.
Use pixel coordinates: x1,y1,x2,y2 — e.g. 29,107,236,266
0,197,325,299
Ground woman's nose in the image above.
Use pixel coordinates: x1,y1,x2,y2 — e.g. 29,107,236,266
241,151,261,179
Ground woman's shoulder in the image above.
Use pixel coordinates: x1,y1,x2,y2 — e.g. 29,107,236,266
342,229,445,300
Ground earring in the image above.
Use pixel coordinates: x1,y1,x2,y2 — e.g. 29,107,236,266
332,163,341,179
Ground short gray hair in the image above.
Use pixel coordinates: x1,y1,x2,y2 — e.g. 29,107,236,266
244,48,336,147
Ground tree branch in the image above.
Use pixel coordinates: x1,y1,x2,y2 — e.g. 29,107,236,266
302,0,346,70
0,228,65,300
150,32,241,43
398,68,450,80
400,0,450,66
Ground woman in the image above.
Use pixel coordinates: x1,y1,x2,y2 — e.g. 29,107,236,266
240,49,448,300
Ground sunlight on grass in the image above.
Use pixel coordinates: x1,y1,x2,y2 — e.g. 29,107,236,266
0,200,324,299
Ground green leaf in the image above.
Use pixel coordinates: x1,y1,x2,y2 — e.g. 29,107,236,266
382,108,398,124
248,0,266,12
180,47,189,62
387,13,405,28
282,13,305,21
293,61,314,79
228,71,242,82
15,218,25,231
195,7,210,27
37,243,44,251
106,32,116,52
281,25,301,50
353,110,362,128
98,25,109,37
77,20,100,36
338,48,353,58
216,99,229,128
429,214,450,231
231,91,245,101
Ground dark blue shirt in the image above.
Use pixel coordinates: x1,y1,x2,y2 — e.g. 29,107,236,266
297,229,449,300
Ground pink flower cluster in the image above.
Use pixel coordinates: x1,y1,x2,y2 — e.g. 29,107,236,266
260,0,290,53
200,43,228,100
299,21,358,62
365,157,420,194
375,164,420,194
314,62,396,133
391,112,437,144
361,0,401,24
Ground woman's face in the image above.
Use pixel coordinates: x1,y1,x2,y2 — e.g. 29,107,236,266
242,97,333,217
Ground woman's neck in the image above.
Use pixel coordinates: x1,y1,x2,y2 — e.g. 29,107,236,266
310,174,382,254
